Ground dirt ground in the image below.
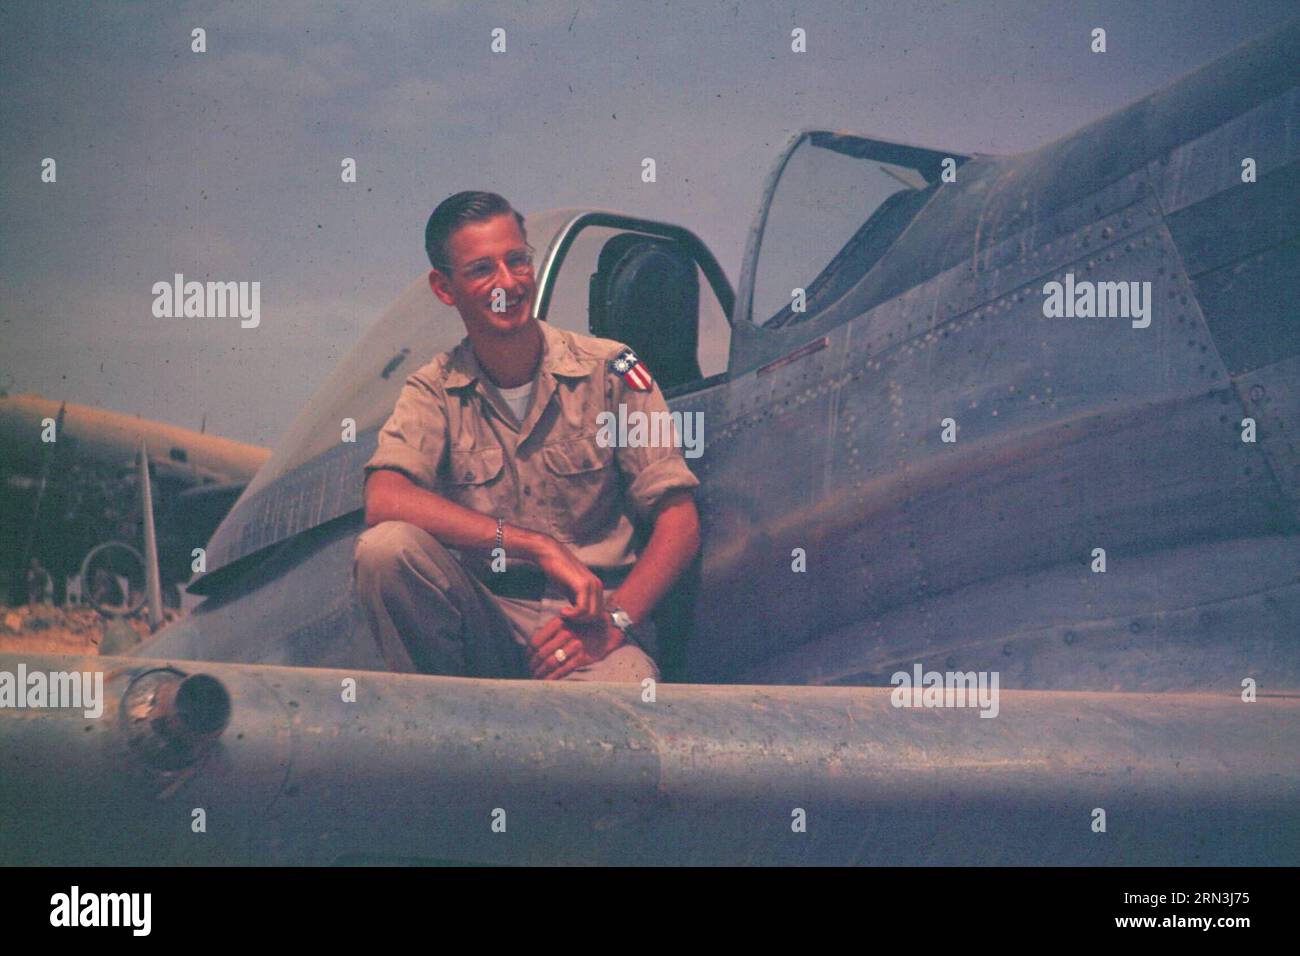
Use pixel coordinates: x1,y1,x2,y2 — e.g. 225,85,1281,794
0,603,183,657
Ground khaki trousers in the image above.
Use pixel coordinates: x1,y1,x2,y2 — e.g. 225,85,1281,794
353,520,659,683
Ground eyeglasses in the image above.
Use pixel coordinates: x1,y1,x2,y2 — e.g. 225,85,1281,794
439,245,535,284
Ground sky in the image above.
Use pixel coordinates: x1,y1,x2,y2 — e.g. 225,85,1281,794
2,0,1294,448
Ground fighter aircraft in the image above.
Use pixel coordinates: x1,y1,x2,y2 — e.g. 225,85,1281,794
2,20,1297,866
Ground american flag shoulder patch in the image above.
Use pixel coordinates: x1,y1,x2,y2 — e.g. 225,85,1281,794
609,348,653,391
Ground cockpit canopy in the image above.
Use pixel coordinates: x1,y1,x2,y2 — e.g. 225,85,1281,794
746,131,966,330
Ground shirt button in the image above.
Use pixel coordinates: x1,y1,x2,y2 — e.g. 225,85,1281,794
523,485,531,496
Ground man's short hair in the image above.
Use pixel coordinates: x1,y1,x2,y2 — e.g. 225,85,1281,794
424,191,526,270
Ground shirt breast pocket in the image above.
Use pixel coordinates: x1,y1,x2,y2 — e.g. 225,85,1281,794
444,446,506,512
539,434,617,542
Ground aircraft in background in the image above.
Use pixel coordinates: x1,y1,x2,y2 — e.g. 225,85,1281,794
0,392,269,608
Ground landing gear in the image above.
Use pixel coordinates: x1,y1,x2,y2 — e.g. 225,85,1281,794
78,541,146,617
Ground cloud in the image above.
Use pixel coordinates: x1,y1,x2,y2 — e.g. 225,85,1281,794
358,77,457,136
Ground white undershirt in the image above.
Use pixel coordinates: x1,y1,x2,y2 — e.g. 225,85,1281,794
494,379,535,424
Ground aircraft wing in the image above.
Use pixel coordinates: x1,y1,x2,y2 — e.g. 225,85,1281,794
0,393,269,487
1,651,1296,865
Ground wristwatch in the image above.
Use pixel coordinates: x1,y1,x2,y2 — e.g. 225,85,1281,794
608,606,637,639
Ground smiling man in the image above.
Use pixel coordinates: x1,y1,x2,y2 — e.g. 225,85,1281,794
354,191,701,681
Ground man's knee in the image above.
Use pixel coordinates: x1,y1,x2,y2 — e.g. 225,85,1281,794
354,520,453,589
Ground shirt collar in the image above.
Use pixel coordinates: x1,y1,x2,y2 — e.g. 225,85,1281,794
442,320,595,389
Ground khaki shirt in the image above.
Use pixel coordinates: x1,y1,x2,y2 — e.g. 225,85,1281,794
363,320,700,575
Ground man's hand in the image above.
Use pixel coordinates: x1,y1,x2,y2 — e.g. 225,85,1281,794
363,473,601,627
532,538,606,624
526,614,626,680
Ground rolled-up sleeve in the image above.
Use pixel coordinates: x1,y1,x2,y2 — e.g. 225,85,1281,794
363,373,447,492
607,356,701,523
